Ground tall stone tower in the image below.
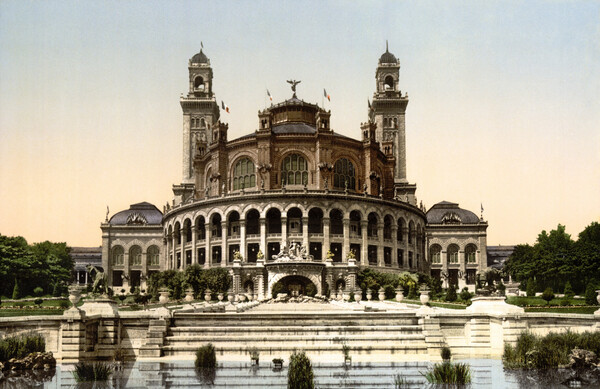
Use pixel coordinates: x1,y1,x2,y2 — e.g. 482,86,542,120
370,43,416,204
175,48,220,202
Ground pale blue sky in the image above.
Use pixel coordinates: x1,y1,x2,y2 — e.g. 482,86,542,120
1,1,599,246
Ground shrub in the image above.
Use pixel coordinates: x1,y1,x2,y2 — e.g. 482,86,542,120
585,282,598,305
58,300,70,309
195,344,216,369
423,361,471,384
33,287,44,296
445,285,457,302
34,298,43,307
394,374,409,389
541,287,555,305
288,351,314,389
440,346,452,361
0,333,45,362
526,278,536,297
12,280,20,300
428,277,443,299
459,287,472,301
407,284,418,300
384,284,396,300
563,281,575,299
73,362,113,382
272,281,286,298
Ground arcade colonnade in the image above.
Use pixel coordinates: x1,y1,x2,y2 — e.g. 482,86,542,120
161,194,426,274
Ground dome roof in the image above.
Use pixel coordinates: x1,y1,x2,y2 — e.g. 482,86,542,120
190,50,209,64
109,202,163,226
426,201,480,224
379,49,398,64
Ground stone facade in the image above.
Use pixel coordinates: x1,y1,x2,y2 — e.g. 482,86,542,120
100,46,487,295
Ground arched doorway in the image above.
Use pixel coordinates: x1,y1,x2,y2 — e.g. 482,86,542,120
270,275,317,298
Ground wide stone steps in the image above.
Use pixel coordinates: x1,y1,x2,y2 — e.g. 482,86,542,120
169,324,423,336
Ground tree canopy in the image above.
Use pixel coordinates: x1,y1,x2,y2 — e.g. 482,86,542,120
0,234,73,298
505,222,600,294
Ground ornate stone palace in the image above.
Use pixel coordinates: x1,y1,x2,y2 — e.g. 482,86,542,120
100,46,489,296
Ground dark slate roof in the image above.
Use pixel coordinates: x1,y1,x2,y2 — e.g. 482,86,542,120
109,202,163,225
190,50,209,64
379,49,398,64
487,245,515,269
426,201,480,224
272,122,317,135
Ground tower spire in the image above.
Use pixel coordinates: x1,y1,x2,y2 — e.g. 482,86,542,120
386,40,388,52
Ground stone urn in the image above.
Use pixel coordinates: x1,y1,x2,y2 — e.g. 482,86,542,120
159,289,170,304
204,289,212,302
366,290,373,301
596,290,600,305
68,285,82,308
227,292,235,303
247,293,254,302
395,287,404,302
378,287,385,301
419,288,430,305
354,289,362,303
185,288,194,302
217,292,224,302
239,293,247,302
343,291,350,302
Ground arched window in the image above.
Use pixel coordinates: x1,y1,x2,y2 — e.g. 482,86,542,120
447,244,459,264
384,75,394,90
112,246,124,266
194,76,204,90
465,244,477,263
233,158,256,190
148,245,160,266
130,246,142,266
430,245,442,264
333,158,355,190
281,154,308,186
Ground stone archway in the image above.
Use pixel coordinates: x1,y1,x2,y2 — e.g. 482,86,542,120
265,263,324,297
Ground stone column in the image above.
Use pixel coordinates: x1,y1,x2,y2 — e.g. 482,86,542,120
259,218,267,256
392,225,399,267
441,250,448,288
240,220,247,261
361,220,368,266
221,221,228,267
459,250,466,289
281,217,287,242
342,218,350,263
191,223,197,265
377,223,384,267
302,216,309,249
123,252,130,290
204,223,211,268
171,233,176,270
323,217,331,258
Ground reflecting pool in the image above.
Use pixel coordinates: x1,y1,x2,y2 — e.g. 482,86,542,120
1,358,587,389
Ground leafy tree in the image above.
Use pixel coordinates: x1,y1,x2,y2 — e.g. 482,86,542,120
526,278,536,297
459,287,472,301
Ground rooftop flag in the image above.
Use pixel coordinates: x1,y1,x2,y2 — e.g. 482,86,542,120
267,89,272,101
221,100,230,113
324,88,330,101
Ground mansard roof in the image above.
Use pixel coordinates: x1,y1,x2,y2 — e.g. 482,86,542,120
109,202,163,226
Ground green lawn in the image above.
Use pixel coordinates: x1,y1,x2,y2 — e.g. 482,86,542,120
524,307,597,314
506,296,588,307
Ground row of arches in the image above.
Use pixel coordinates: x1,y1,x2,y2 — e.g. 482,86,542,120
111,245,160,267
429,244,478,265
166,207,424,245
224,154,359,191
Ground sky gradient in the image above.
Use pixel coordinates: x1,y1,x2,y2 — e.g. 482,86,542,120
1,1,599,247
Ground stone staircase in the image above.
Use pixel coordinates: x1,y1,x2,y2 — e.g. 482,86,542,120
162,311,429,362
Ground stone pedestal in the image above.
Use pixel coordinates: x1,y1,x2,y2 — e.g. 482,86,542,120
80,298,119,316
